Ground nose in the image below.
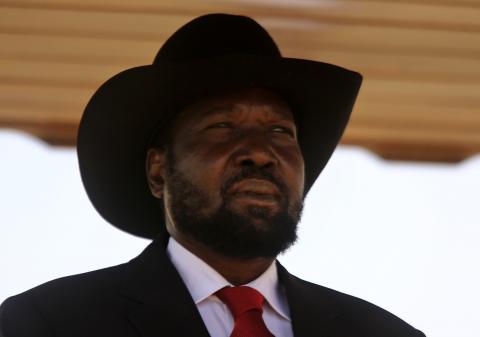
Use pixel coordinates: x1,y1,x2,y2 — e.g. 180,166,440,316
232,132,278,170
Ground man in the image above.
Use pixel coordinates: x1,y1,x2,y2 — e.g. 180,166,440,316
0,14,425,337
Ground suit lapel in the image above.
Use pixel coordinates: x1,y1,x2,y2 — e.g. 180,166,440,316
278,262,355,337
120,239,211,337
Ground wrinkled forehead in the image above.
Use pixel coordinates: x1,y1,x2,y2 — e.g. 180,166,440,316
175,87,296,128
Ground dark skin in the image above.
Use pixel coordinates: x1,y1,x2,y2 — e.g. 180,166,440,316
146,88,305,285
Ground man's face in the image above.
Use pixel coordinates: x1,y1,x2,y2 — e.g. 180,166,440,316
149,88,305,258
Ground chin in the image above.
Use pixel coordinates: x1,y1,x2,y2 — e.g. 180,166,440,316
231,206,275,221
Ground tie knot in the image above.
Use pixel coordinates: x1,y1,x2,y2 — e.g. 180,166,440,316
216,286,265,319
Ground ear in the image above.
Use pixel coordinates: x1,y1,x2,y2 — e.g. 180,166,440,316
146,147,166,199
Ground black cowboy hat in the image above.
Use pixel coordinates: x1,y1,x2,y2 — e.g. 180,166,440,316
77,13,362,239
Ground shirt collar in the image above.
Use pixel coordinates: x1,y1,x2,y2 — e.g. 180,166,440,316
166,237,291,321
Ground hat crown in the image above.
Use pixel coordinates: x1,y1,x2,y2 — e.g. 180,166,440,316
153,14,281,64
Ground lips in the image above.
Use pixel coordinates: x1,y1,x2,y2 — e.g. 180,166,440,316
227,178,281,199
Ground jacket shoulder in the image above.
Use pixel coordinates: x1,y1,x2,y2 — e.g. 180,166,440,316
286,273,425,337
0,295,53,337
4,262,129,304
0,263,130,337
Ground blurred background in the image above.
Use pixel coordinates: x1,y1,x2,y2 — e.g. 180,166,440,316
1,1,479,336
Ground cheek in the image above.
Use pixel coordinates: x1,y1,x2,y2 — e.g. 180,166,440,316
285,151,305,215
292,163,305,201
278,145,305,193
172,140,229,196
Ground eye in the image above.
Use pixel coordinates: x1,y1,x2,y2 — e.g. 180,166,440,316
206,122,233,129
271,125,295,137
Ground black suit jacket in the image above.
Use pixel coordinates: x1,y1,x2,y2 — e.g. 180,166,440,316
0,239,425,337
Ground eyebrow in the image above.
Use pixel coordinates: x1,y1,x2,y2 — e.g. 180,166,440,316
197,105,296,123
200,106,235,118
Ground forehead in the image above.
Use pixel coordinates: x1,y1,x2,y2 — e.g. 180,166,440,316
175,87,295,127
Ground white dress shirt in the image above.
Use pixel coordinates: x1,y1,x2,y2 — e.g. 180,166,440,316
167,237,293,337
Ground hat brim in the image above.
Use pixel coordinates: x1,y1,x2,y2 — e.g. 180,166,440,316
77,54,362,239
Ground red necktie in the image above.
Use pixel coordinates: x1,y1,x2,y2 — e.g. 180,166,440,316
216,286,275,337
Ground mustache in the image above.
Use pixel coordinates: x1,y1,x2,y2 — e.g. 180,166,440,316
221,167,288,197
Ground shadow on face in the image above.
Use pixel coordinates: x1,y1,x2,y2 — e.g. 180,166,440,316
146,87,305,258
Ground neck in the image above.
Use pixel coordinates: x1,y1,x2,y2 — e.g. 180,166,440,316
171,231,275,286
